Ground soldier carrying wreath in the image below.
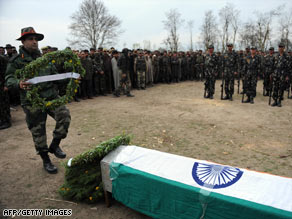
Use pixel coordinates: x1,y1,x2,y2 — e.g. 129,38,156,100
5,27,73,174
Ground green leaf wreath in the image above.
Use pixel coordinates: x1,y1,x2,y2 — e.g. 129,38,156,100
15,49,85,111
59,134,131,203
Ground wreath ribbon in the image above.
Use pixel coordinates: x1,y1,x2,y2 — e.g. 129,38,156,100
27,72,80,84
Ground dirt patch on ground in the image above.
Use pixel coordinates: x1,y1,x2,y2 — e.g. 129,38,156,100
1,80,292,218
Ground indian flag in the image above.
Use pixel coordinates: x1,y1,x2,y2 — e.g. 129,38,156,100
101,146,292,219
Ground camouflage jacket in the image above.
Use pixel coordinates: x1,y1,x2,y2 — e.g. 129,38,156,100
5,47,58,106
243,55,261,76
264,54,275,73
204,53,218,74
222,51,238,73
273,53,290,78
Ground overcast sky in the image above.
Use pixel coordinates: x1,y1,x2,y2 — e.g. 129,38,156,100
0,0,291,51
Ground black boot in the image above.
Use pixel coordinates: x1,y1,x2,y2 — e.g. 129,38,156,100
209,94,214,99
271,101,278,107
39,152,57,174
0,120,11,130
243,96,250,103
223,95,229,100
229,95,233,101
49,138,66,159
277,100,282,107
250,97,254,104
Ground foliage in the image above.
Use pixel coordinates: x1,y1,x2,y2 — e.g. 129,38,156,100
15,49,85,111
59,134,131,203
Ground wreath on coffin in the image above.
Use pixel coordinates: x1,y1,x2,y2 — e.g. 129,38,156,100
15,49,85,111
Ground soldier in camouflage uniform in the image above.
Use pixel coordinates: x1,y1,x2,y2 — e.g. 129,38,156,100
204,45,218,99
270,43,290,107
242,46,261,104
196,50,204,81
117,48,134,97
0,54,11,129
160,51,171,83
152,51,160,84
5,27,71,174
222,43,238,101
263,47,275,96
134,50,146,90
93,48,107,96
171,52,180,83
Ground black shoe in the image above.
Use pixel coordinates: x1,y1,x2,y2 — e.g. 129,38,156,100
288,96,292,99
223,95,229,100
39,152,57,174
141,87,146,90
243,98,250,103
209,95,214,99
49,138,66,159
229,96,233,101
271,101,278,107
0,121,11,130
74,97,80,102
250,98,254,104
277,101,282,107
101,93,107,96
127,93,134,97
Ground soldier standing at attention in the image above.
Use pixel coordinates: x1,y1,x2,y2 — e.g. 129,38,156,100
222,43,238,101
242,46,261,104
5,27,71,174
0,54,11,129
134,50,146,90
263,47,275,96
117,48,134,97
204,45,218,99
196,50,204,81
270,43,290,107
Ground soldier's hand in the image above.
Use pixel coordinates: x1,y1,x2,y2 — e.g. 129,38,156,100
100,71,104,75
234,72,238,75
286,76,289,81
19,80,32,90
122,73,127,78
4,86,8,92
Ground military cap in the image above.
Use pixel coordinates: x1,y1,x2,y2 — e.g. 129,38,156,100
0,46,4,49
250,46,257,50
278,42,285,48
5,44,13,49
16,27,44,41
112,50,118,55
83,49,89,53
90,48,95,51
98,47,103,51
227,43,233,47
269,47,274,51
208,45,214,49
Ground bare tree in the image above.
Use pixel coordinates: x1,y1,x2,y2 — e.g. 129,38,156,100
200,10,218,50
278,7,292,50
68,0,123,49
219,4,240,52
187,20,194,51
162,9,184,52
238,21,257,49
253,6,282,50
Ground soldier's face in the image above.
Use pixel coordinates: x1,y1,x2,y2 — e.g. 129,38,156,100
251,49,256,55
269,50,274,55
22,36,38,52
278,47,284,53
227,46,233,52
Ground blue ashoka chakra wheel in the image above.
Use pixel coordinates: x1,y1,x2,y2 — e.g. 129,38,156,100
192,162,243,189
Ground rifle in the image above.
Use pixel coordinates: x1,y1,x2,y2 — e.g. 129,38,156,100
204,82,207,98
221,73,224,100
241,78,245,103
237,72,240,94
269,81,273,105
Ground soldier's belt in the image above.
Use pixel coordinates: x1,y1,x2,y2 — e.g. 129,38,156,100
27,72,80,84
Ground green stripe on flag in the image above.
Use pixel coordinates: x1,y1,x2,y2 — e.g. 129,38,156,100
110,163,292,219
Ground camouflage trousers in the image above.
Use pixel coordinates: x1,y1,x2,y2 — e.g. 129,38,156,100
272,77,285,102
205,71,216,95
243,72,257,98
137,71,146,89
224,72,235,96
23,105,71,153
119,70,131,94
0,88,10,122
263,71,272,93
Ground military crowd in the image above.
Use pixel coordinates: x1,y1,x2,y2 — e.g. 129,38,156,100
1,42,292,131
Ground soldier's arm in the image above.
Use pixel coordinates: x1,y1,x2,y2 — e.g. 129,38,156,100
5,61,21,90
